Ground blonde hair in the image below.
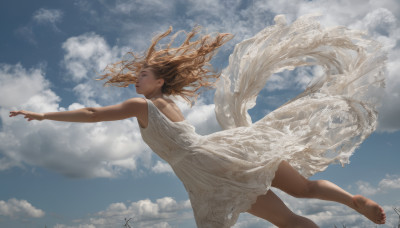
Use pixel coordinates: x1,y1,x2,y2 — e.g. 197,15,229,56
98,26,233,104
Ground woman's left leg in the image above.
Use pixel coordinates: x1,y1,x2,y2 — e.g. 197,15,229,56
271,160,386,224
247,189,318,228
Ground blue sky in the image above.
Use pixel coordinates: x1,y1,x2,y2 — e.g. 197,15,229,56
0,0,399,227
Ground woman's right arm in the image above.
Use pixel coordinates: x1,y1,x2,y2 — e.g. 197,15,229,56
9,98,147,123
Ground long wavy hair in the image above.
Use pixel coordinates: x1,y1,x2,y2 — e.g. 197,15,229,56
98,26,233,104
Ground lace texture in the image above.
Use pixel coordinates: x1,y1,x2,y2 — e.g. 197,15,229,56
139,14,386,228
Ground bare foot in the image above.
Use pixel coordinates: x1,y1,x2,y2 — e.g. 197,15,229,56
352,195,386,224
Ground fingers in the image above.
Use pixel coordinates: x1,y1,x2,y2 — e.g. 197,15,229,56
10,110,43,121
9,110,23,117
9,110,31,121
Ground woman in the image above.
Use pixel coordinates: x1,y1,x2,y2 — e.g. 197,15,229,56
10,15,386,227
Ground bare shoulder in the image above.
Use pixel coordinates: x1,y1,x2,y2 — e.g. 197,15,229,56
122,97,148,119
123,97,147,107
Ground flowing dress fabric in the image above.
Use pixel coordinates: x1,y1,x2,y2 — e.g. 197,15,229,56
139,14,386,228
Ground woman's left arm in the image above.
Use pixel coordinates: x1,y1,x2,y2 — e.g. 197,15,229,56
9,98,147,123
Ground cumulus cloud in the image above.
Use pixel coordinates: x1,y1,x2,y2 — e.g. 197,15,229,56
56,197,193,228
0,63,52,109
61,32,137,106
0,63,148,178
62,32,123,82
178,100,221,135
0,198,45,218
357,175,400,195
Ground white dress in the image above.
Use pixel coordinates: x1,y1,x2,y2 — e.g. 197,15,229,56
139,14,386,228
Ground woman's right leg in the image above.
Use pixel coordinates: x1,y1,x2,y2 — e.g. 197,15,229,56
271,160,386,224
247,190,318,228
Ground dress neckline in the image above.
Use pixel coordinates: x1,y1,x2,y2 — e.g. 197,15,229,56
148,99,186,123
140,99,187,130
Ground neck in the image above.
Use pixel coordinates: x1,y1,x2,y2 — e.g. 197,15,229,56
144,90,164,100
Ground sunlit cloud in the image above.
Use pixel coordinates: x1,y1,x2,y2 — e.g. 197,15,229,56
0,198,45,218
55,197,193,228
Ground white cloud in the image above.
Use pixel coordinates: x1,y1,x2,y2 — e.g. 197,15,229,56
356,181,379,196
62,32,121,82
0,198,45,218
356,175,400,196
33,8,63,32
181,101,222,135
33,8,63,24
358,8,397,36
0,63,52,108
57,197,193,228
379,175,400,190
61,32,136,106
264,67,318,92
151,160,173,174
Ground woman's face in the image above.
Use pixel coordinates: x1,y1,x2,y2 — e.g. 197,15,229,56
135,68,164,96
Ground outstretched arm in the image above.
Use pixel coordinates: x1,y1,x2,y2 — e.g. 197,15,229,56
9,98,147,123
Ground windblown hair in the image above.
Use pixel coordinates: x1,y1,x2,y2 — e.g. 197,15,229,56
98,26,233,104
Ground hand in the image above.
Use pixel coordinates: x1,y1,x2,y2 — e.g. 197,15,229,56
9,110,45,121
